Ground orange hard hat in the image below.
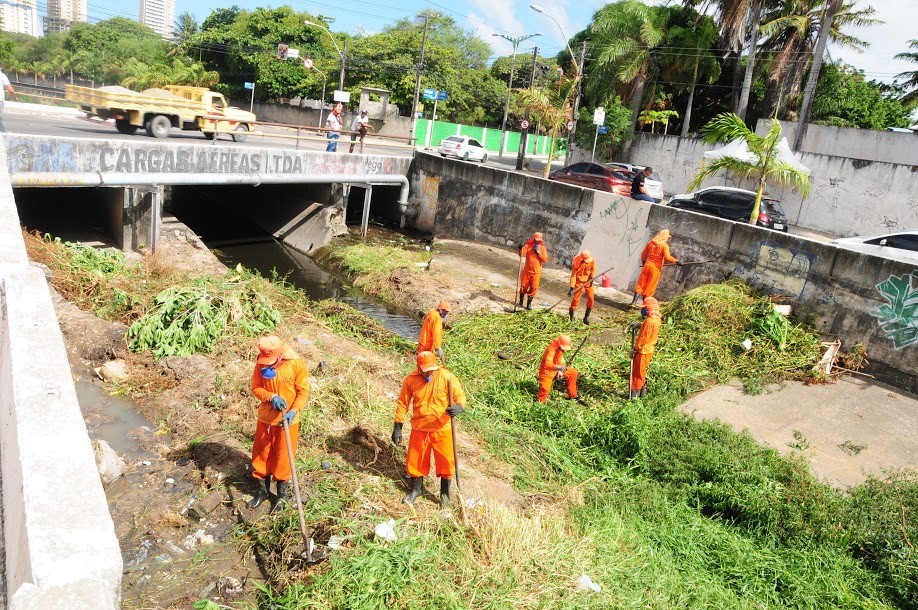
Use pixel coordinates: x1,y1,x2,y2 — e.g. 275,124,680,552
558,335,572,351
533,232,544,242
257,335,286,365
643,297,659,309
416,351,439,372
437,300,452,312
581,249,593,262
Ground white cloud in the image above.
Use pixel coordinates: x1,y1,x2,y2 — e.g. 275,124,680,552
830,0,915,84
467,0,526,56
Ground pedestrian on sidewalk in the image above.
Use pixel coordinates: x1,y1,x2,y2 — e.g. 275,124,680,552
537,334,579,403
391,351,467,508
0,64,20,133
631,229,680,307
349,109,374,153
630,167,656,202
247,336,310,511
630,297,661,399
418,300,451,360
325,103,342,152
568,249,596,325
518,232,548,310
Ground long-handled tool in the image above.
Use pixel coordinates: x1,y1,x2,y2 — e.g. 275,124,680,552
447,379,469,525
638,260,710,268
628,324,638,399
543,265,615,313
281,414,323,564
507,253,525,313
567,333,590,367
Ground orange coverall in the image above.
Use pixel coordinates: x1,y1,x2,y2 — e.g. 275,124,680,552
250,354,310,482
630,313,661,391
569,253,596,310
395,368,467,479
520,238,549,297
417,307,444,354
634,238,677,298
537,338,579,402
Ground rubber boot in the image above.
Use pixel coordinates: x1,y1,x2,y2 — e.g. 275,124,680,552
271,479,289,513
247,476,270,509
518,293,525,308
403,477,424,505
630,293,642,306
583,307,592,325
628,388,636,400
568,308,575,322
440,478,451,509
525,296,533,310
639,386,646,398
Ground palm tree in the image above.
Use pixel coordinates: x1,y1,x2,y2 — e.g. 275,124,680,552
28,60,46,85
894,39,918,106
515,76,579,178
659,15,721,135
690,112,810,224
173,12,199,45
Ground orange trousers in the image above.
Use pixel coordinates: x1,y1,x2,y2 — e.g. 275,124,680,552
406,426,455,479
520,269,542,297
570,285,595,310
630,352,653,391
634,264,662,298
537,368,578,402
251,420,300,482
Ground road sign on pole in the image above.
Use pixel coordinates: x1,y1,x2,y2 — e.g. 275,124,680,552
243,82,254,90
436,90,448,101
303,57,314,69
597,125,609,134
566,119,575,131
245,82,255,113
593,107,605,125
520,119,529,130
422,88,437,100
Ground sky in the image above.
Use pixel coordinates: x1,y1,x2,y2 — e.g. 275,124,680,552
66,0,915,85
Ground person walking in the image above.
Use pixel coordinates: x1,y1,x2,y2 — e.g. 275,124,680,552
630,167,656,202
247,336,310,511
325,103,342,152
391,351,467,508
348,109,374,153
417,300,451,359
518,232,548,310
631,229,680,307
568,249,596,325
0,64,20,133
630,297,661,399
537,334,579,403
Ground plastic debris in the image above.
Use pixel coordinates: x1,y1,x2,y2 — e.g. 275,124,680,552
374,519,397,542
321,461,332,470
183,529,215,549
741,338,753,351
141,460,152,466
327,535,346,551
576,574,601,592
464,496,483,509
164,477,176,486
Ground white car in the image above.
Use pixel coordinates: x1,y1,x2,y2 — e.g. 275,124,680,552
607,162,664,202
438,135,489,162
830,231,918,265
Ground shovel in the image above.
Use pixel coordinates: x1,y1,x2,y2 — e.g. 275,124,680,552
628,324,638,399
505,253,525,313
447,379,469,526
542,266,615,313
281,414,325,564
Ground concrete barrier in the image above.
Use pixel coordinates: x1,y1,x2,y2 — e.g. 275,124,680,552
0,141,122,608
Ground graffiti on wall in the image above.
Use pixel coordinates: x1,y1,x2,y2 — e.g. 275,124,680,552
870,272,918,349
598,197,646,256
733,241,814,299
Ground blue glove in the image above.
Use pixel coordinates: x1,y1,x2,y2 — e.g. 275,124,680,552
282,409,296,425
270,395,287,411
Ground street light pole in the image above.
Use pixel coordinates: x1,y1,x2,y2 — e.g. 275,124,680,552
304,20,346,92
493,32,541,159
409,12,430,148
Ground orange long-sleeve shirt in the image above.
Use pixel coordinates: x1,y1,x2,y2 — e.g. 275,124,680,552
634,314,662,355
395,368,467,432
417,307,444,353
641,240,677,268
251,356,310,425
521,239,548,273
539,338,567,375
569,254,596,288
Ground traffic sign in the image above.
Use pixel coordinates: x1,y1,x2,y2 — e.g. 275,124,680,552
597,125,609,135
520,119,530,130
566,120,575,131
422,88,437,100
333,90,351,103
303,57,314,69
243,82,254,90
436,90,448,101
593,107,605,125
287,48,299,59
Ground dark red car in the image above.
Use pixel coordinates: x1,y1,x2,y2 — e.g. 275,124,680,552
548,162,635,196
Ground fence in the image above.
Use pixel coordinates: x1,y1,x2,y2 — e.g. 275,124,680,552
414,119,558,155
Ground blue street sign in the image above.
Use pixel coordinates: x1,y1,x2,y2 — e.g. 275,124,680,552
436,90,448,101
422,88,437,100
597,125,609,135
243,82,255,90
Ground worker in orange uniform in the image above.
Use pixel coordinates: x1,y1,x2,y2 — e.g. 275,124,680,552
417,300,451,359
568,249,596,325
392,351,467,508
537,335,579,403
518,232,549,310
631,229,681,306
247,336,310,511
630,297,662,399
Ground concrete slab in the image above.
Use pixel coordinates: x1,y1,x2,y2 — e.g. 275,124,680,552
678,377,918,489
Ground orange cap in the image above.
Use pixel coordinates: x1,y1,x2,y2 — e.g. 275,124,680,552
581,250,592,262
558,335,572,350
643,297,659,309
257,335,286,365
437,300,451,312
416,351,439,372
533,232,544,242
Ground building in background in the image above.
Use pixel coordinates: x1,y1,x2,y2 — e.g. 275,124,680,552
0,0,40,36
44,0,87,34
139,0,175,38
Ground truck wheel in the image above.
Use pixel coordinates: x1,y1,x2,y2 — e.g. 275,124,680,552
232,125,249,143
203,132,217,140
146,115,172,139
115,119,137,135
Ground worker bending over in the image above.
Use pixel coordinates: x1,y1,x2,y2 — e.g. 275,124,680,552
568,249,596,325
417,300,451,359
518,232,548,310
537,334,579,403
248,336,310,511
632,229,680,306
630,297,661,399
392,351,467,508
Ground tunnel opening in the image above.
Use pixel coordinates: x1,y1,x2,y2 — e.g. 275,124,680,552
13,187,127,247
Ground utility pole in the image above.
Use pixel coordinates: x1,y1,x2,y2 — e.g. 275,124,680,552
795,0,841,150
565,40,587,166
516,47,539,171
339,40,347,92
409,13,430,147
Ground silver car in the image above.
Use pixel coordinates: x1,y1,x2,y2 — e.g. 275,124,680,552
608,162,664,202
830,231,918,265
438,135,489,162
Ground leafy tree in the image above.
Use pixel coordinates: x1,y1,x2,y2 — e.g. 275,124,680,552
573,98,633,161
811,63,911,128
174,12,200,44
894,39,918,106
516,75,579,177
690,112,810,224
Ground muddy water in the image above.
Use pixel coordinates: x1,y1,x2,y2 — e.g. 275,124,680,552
76,381,161,460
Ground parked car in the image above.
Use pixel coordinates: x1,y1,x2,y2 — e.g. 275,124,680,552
438,135,488,162
667,186,789,232
548,162,636,196
830,231,918,264
607,162,664,202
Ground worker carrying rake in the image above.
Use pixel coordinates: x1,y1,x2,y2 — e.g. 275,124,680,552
392,351,467,508
631,229,680,307
247,335,310,512
629,297,661,399
537,334,579,403
568,249,596,325
417,300,451,360
518,232,549,310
